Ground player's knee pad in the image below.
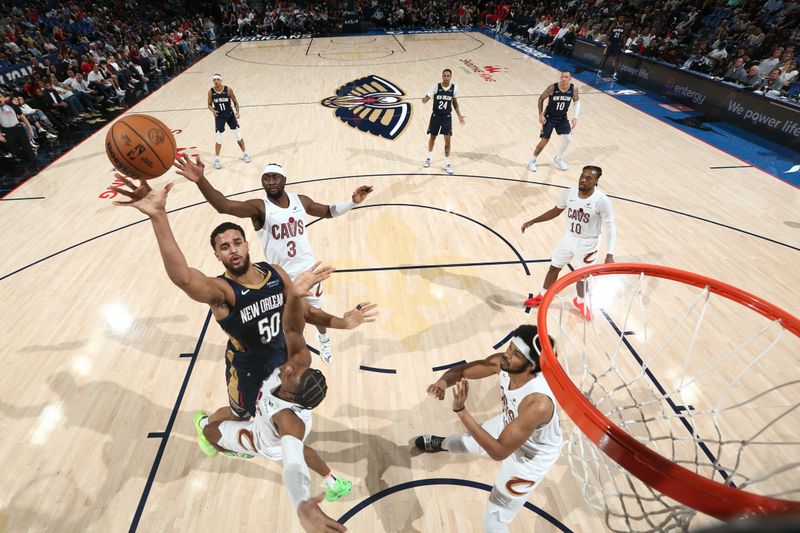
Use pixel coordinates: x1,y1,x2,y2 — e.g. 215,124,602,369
215,131,224,144
232,128,242,141
485,485,526,525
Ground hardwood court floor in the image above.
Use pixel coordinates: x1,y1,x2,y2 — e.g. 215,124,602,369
0,32,798,532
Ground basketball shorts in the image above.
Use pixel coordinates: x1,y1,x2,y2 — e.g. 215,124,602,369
458,414,559,520
225,348,287,418
217,410,312,459
427,113,453,136
303,281,324,310
540,117,571,138
214,113,239,133
550,234,600,269
605,43,623,56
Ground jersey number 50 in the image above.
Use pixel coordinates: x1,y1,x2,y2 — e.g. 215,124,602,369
258,313,281,344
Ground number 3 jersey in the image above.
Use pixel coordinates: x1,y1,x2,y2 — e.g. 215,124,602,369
257,192,316,280
216,262,287,369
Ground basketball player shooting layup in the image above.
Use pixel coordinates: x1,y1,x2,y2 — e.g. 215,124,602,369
208,73,250,169
415,325,562,533
528,71,580,173
521,165,616,320
174,154,374,365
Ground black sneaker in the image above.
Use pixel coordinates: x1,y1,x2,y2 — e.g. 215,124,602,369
415,434,446,452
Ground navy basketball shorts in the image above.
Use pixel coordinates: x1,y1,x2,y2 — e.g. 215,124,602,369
215,113,239,133
225,350,287,418
540,117,571,139
427,114,453,136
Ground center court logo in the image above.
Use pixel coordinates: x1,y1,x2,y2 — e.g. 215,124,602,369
321,75,412,140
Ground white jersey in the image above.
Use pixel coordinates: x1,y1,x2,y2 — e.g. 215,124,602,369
257,192,316,280
499,371,562,456
253,368,313,454
556,187,615,241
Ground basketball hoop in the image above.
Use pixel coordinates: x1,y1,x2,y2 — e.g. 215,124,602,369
536,263,800,531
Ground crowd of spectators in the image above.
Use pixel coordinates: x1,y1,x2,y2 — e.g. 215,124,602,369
1,0,214,164
489,0,799,100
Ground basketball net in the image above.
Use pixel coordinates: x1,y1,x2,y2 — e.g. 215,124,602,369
536,264,800,532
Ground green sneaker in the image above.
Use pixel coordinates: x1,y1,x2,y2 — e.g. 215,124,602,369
194,412,218,457
223,451,254,459
324,477,353,502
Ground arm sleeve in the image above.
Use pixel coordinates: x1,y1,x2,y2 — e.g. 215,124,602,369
329,198,356,217
280,435,311,511
599,197,617,253
555,188,571,209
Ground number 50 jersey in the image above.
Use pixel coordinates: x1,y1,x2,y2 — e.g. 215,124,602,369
257,192,316,280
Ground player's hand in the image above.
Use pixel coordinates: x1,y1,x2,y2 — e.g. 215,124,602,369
110,174,172,216
539,113,546,126
297,493,347,532
351,185,373,204
458,115,466,126
452,378,469,411
294,261,335,297
213,110,218,117
604,254,615,264
342,302,378,329
570,118,577,130
426,379,447,400
173,154,205,183
235,110,240,119
521,220,534,233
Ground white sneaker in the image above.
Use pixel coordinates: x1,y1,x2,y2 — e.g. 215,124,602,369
554,156,568,170
527,159,537,172
243,153,251,163
317,332,332,364
213,159,222,169
444,163,454,175
423,157,431,168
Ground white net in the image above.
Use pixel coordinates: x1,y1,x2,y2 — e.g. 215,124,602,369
541,268,800,532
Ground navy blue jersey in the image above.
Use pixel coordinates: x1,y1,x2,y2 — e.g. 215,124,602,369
545,83,573,120
217,262,286,370
210,86,233,115
609,25,625,46
432,83,455,116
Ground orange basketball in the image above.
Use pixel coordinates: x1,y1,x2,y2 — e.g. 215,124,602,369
105,114,177,180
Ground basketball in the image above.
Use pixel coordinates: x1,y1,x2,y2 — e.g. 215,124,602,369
105,114,177,180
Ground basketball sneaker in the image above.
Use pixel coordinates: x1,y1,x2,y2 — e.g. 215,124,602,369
213,158,222,169
527,159,537,172
194,412,218,457
554,156,568,171
573,297,592,321
444,163,454,175
324,477,353,502
223,451,254,459
242,153,251,163
415,434,446,452
423,157,431,168
317,332,333,364
523,294,543,308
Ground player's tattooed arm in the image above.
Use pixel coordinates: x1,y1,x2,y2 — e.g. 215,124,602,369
207,90,217,116
537,85,553,124
426,353,502,400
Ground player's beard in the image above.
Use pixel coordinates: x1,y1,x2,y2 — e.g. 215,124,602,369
266,188,283,201
226,254,251,276
500,358,531,374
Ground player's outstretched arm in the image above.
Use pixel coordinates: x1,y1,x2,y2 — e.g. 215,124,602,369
454,383,554,461
276,263,335,365
305,301,378,330
173,155,265,222
299,186,373,219
426,353,502,400
110,176,227,305
521,206,565,232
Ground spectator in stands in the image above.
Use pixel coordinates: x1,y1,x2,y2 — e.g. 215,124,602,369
741,65,763,89
0,91,35,163
758,47,784,75
759,68,785,95
723,56,748,83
